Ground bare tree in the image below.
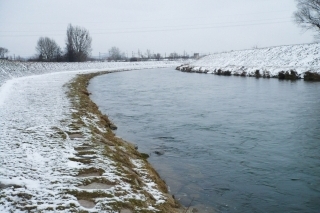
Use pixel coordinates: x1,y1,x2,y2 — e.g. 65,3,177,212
137,49,142,58
15,55,25,62
169,52,179,59
36,37,61,61
294,0,320,37
154,53,161,60
0,47,9,58
108,46,123,60
66,24,92,62
145,49,152,59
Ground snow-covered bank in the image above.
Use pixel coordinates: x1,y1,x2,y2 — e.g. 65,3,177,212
0,61,182,212
176,43,320,80
0,60,178,87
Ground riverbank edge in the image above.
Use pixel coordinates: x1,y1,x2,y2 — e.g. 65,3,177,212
67,70,188,212
176,65,320,81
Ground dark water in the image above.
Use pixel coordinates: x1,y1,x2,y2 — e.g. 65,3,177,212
88,68,320,213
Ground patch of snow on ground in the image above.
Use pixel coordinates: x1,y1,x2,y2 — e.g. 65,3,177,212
131,159,166,205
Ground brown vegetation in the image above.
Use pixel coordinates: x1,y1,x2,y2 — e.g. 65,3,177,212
66,71,183,212
304,71,320,81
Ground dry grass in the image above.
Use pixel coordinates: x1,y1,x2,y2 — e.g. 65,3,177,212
66,71,183,212
77,167,105,176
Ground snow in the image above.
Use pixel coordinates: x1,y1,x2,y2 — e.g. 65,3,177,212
0,77,15,106
0,60,179,212
0,60,178,87
177,43,320,77
131,159,166,205
1,178,40,190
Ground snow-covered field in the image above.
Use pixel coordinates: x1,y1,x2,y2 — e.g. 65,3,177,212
0,61,179,212
177,43,320,78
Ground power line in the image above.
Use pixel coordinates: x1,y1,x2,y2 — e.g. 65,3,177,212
0,20,292,37
0,9,293,25
0,17,293,33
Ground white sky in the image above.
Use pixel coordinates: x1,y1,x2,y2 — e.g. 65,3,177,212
0,0,315,59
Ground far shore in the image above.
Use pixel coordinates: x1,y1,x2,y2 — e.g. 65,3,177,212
176,65,320,81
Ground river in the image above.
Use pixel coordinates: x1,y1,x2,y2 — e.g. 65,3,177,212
88,68,320,213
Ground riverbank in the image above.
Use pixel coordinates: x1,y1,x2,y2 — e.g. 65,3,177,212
0,61,195,212
176,43,320,81
65,71,183,212
0,60,179,86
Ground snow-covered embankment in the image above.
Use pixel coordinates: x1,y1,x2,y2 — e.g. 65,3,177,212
176,43,320,80
0,61,183,212
0,60,177,86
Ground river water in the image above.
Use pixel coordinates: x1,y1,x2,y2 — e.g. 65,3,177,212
88,68,320,213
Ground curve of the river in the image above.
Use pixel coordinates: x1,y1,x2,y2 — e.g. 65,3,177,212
88,68,320,213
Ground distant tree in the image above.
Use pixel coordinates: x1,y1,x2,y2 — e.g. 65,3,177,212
36,37,61,61
108,46,123,60
294,0,320,38
145,49,152,59
155,53,161,60
65,24,92,62
15,55,25,62
169,52,179,59
27,54,40,62
0,47,9,58
137,49,142,58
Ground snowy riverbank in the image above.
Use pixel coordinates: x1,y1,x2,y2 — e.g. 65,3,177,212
0,60,179,87
0,61,186,212
176,43,320,80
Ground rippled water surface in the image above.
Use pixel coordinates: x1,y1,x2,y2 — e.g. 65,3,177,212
88,68,320,213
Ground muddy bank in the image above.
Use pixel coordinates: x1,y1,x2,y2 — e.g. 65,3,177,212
68,71,198,212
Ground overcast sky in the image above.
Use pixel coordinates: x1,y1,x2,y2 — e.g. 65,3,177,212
0,0,315,59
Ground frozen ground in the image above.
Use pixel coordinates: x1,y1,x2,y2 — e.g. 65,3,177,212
0,61,179,212
177,43,320,77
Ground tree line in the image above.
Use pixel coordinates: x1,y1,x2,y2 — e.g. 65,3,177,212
32,24,92,62
32,24,190,62
106,47,190,61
